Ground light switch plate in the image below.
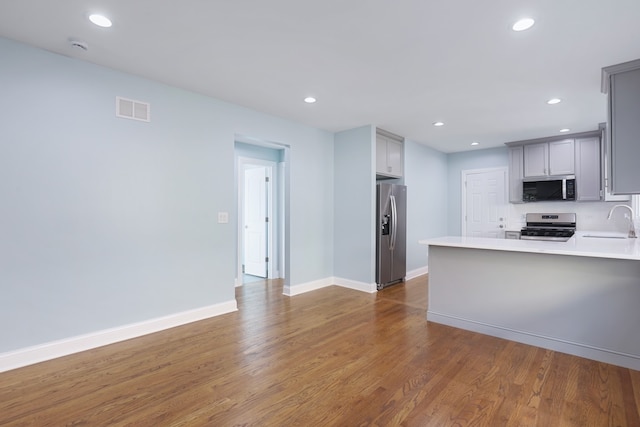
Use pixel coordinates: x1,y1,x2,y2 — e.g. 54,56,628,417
218,212,229,224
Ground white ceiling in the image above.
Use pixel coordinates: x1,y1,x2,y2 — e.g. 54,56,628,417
1,1,640,153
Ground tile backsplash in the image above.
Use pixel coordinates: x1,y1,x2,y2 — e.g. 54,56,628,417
507,200,634,232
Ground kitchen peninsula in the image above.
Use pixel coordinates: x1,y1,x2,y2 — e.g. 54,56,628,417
419,235,640,370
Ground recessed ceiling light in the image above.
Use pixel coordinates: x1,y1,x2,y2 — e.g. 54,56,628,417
433,121,444,127
559,128,570,133
304,97,316,104
512,18,535,32
471,142,479,146
547,98,562,105
89,14,112,28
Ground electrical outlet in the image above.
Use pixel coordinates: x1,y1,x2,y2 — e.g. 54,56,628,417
218,212,229,224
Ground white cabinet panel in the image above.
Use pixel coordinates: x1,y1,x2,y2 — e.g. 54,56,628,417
386,139,403,176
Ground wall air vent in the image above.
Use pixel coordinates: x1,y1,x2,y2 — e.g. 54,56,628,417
116,96,150,122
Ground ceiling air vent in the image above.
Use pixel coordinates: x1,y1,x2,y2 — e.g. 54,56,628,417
116,96,150,122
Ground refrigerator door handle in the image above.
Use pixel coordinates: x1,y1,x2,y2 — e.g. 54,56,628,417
390,194,397,251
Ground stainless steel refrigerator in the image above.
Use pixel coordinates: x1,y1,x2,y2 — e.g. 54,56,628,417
376,183,407,290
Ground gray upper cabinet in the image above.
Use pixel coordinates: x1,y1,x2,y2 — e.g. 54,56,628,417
575,137,601,201
549,139,575,175
598,123,630,201
523,139,574,177
602,59,640,194
507,131,601,203
376,130,404,179
508,146,524,203
523,143,548,177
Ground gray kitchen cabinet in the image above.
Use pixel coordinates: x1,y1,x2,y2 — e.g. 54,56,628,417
376,130,404,179
602,59,640,194
575,136,601,201
598,123,630,201
524,140,574,177
549,139,575,175
505,230,521,239
508,146,524,203
506,130,602,204
523,143,548,177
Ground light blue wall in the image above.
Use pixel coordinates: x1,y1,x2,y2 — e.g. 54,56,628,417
0,37,334,353
447,147,509,235
404,140,448,271
0,35,522,356
333,126,375,283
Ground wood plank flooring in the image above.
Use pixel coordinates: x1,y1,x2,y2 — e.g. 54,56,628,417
1,275,639,426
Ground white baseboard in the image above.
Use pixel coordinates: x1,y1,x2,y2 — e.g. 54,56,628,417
0,300,238,373
284,276,377,296
405,266,428,280
427,311,640,371
333,277,377,293
284,277,333,296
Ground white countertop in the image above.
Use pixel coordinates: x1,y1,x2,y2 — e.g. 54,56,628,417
419,231,640,260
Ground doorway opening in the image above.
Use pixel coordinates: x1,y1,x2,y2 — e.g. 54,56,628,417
235,139,288,287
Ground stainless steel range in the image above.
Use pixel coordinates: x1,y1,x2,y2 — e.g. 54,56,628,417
520,213,576,242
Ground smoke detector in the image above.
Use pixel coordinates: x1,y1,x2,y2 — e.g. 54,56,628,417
69,39,88,51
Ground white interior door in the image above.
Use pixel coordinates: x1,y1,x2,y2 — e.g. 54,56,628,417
244,166,268,277
463,168,507,238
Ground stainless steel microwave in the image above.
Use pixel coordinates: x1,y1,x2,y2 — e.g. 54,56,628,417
522,176,576,202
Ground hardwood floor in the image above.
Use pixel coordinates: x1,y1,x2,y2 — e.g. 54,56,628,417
1,275,639,426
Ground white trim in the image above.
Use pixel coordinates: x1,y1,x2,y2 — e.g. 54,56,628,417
285,274,437,296
333,277,377,293
283,277,334,296
405,266,428,280
278,161,286,280
0,300,237,373
427,311,640,371
284,277,378,296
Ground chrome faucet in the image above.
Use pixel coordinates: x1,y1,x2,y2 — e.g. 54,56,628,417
607,204,637,238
